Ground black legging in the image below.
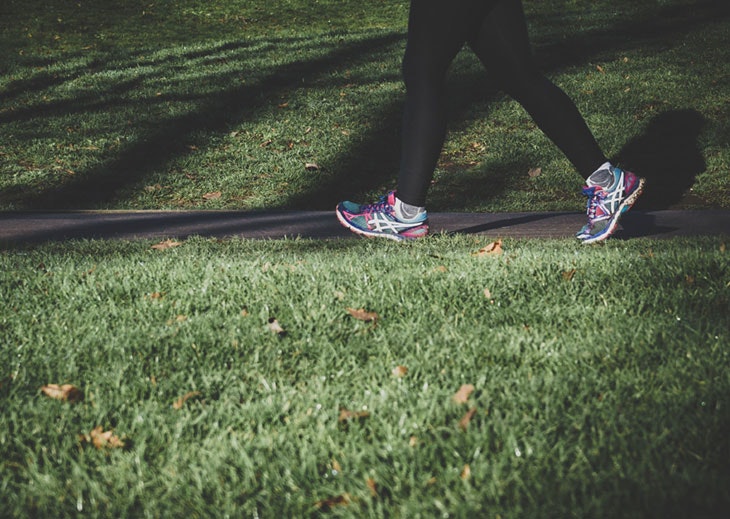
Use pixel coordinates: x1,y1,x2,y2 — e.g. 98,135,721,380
397,0,607,207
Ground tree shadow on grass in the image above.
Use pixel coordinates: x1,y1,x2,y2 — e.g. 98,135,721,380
2,32,405,209
282,0,728,211
2,0,727,212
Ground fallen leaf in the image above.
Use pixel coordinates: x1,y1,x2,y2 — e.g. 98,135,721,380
172,391,201,410
331,459,342,473
366,477,378,497
392,365,408,378
202,191,222,201
434,265,448,273
596,64,605,74
453,384,475,404
562,268,577,281
40,383,84,403
267,317,286,335
458,407,478,431
474,239,503,257
409,436,418,447
151,239,183,250
461,464,471,480
527,168,540,178
338,407,371,423
84,426,125,449
483,288,493,300
148,291,164,300
347,308,379,323
314,493,351,511
304,162,320,171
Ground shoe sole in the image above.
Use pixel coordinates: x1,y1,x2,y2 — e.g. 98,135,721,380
581,177,646,244
335,206,409,241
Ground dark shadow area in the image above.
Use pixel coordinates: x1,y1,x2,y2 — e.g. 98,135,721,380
285,0,728,210
2,32,404,210
1,0,727,212
612,109,707,210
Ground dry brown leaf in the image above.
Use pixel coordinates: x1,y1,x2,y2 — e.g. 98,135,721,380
338,407,371,423
392,365,408,378
86,426,125,449
172,391,201,410
347,307,379,323
267,318,286,335
314,493,351,510
596,64,605,74
366,477,378,497
40,383,84,403
151,239,183,250
461,464,471,480
202,191,222,201
453,384,475,404
458,407,477,431
474,239,503,257
562,268,577,281
304,162,320,171
434,265,448,273
409,436,419,447
331,459,342,473
527,167,542,178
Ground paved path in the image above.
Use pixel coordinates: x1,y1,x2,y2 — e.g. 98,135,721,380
1,209,728,245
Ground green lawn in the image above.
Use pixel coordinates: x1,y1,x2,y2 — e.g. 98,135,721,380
1,0,728,211
1,236,729,517
1,0,729,517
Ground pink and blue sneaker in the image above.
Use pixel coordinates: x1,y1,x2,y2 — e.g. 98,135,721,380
336,191,429,241
577,166,645,244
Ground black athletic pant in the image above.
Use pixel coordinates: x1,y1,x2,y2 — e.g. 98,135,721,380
397,0,607,207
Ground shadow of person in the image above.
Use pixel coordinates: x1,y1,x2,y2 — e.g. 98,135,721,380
612,109,706,210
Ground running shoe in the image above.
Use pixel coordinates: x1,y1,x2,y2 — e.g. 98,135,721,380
336,191,429,241
577,167,645,244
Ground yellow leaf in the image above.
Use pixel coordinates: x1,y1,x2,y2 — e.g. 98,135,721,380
338,407,370,423
40,383,84,403
458,407,477,431
151,239,183,250
474,239,503,257
202,191,222,200
392,365,408,378
347,307,379,323
366,477,378,497
453,384,475,404
314,493,351,511
172,391,201,410
461,464,471,480
562,268,577,281
86,426,125,449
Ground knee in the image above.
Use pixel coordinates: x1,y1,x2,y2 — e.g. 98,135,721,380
402,48,447,95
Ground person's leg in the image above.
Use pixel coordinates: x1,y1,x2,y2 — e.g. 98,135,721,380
467,0,607,178
469,0,644,243
335,0,484,240
396,0,486,208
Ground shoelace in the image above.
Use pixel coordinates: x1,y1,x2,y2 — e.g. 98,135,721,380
364,195,393,219
582,186,605,222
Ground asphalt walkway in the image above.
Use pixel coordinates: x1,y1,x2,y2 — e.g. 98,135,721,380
1,209,728,246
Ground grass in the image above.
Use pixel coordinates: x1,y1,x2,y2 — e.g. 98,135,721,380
0,0,728,211
1,236,729,517
1,1,729,516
